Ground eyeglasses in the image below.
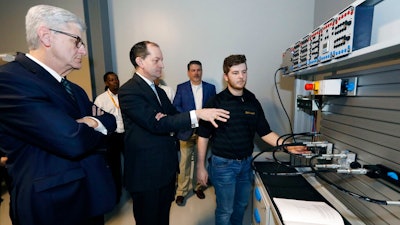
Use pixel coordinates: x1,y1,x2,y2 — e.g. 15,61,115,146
49,28,85,48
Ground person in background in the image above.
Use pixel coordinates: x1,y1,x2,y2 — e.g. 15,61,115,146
0,154,6,168
0,149,13,221
118,41,230,225
94,71,124,204
0,151,9,198
155,77,175,102
173,60,216,206
0,5,117,225
196,54,309,225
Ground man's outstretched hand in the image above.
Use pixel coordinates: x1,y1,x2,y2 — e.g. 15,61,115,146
196,108,230,128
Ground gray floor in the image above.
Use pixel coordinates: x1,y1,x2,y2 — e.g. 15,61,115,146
1,185,252,225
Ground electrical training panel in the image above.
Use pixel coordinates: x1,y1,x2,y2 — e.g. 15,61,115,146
281,0,378,75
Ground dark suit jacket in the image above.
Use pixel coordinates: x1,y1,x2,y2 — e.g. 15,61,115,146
0,53,117,225
119,74,193,192
173,80,216,140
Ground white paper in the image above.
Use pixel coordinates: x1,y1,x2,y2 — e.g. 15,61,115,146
273,198,344,225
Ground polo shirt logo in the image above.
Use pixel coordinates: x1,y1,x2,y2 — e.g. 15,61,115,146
245,111,255,115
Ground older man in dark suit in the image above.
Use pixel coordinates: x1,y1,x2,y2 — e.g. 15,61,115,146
0,5,116,225
119,41,230,225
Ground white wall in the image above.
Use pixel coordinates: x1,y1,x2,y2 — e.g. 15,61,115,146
0,0,85,53
109,0,315,142
314,0,356,27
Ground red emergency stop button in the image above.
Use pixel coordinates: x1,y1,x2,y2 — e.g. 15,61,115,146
305,83,314,91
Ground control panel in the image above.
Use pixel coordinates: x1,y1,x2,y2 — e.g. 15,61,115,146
281,0,378,75
319,18,335,63
303,77,357,96
332,6,355,59
308,28,320,67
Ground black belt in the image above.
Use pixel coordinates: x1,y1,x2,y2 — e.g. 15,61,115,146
214,153,251,161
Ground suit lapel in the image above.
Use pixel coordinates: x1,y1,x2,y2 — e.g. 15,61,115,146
134,74,162,108
16,53,81,115
202,82,209,106
184,81,196,109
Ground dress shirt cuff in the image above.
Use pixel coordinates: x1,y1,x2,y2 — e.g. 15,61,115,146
90,117,108,135
189,110,199,128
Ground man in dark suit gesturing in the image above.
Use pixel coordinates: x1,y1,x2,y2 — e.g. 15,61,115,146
119,41,230,225
0,5,117,225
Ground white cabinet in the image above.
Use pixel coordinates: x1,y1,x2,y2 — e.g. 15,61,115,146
252,173,282,225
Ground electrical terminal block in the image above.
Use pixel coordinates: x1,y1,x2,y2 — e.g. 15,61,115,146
280,1,375,75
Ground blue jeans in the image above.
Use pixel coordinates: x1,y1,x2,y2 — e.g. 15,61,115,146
208,155,253,225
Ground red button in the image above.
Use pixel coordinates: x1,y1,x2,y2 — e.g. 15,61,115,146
305,83,314,90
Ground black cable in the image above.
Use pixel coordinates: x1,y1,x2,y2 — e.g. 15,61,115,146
277,132,319,151
274,67,294,137
309,155,393,205
251,145,282,173
252,132,317,176
252,132,399,205
254,132,400,205
252,145,314,176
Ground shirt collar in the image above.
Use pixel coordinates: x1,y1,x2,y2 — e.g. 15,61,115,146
190,81,202,88
136,72,154,87
223,87,251,101
26,54,63,82
107,88,118,97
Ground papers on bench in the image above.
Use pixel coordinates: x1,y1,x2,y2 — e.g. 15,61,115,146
273,198,344,225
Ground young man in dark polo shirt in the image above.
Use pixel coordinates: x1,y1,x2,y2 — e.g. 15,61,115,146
196,54,309,225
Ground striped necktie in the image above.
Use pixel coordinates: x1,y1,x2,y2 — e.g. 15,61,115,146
61,78,75,101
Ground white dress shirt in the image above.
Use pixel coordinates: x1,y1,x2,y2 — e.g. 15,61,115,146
191,83,203,110
94,89,125,133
